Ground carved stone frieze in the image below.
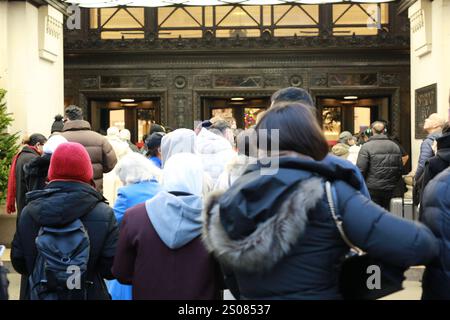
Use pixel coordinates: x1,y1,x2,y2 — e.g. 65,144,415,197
379,73,401,86
64,32,410,53
100,76,147,89
80,77,99,89
148,76,166,88
214,75,264,88
193,75,212,88
310,73,328,87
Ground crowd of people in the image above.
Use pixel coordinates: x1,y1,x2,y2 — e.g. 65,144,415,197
1,87,450,300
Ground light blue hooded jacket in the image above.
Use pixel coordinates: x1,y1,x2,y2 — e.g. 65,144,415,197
145,192,203,249
145,152,205,249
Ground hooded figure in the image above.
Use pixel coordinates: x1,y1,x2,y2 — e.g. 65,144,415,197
331,131,358,162
108,152,161,300
103,127,132,205
160,128,214,193
119,129,140,153
160,128,197,166
24,135,68,192
112,153,223,300
11,142,119,300
196,127,236,185
331,142,349,159
105,127,131,160
214,128,258,191
203,102,438,300
204,158,439,300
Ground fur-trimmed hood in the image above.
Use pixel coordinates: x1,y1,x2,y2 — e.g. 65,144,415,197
203,177,324,273
202,155,362,273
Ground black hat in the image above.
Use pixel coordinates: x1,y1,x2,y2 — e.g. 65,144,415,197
149,123,166,135
146,132,165,149
51,114,64,133
201,120,212,128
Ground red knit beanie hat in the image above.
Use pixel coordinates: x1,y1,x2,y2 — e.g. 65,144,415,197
48,142,94,184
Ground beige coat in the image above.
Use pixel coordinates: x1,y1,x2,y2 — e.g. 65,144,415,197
62,120,117,193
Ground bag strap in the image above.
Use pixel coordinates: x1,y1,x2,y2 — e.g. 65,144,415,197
325,181,364,255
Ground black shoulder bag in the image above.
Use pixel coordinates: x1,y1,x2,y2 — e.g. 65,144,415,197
325,181,406,300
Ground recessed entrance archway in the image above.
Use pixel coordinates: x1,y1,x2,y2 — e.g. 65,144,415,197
310,87,402,138
193,89,276,129
77,90,167,143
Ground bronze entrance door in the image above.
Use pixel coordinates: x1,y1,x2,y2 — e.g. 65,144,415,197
201,96,270,129
316,96,390,146
89,98,161,143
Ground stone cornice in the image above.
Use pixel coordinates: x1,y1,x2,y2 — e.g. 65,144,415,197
64,52,411,71
22,0,68,15
398,0,418,14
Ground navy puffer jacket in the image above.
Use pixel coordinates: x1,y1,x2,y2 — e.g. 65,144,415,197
11,181,119,300
415,131,442,181
421,167,450,300
203,156,439,300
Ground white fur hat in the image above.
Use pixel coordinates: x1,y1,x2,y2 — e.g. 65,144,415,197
43,134,68,155
119,129,131,141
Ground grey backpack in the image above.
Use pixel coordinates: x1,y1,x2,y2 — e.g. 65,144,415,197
29,219,91,300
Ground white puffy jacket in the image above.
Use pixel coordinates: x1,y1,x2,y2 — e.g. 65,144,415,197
196,128,236,185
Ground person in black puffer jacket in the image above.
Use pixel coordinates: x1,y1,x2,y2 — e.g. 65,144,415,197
203,103,438,300
11,142,119,300
24,135,67,192
356,121,403,210
420,167,450,299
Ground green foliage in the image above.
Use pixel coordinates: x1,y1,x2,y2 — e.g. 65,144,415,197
0,89,20,204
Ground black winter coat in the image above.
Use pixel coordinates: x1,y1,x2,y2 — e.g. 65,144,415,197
11,181,119,300
356,134,403,191
421,167,450,299
203,156,439,300
420,133,450,198
23,153,51,192
15,146,40,217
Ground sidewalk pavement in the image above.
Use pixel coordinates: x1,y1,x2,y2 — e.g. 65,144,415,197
1,248,423,301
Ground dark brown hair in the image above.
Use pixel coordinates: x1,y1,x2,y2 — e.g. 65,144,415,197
270,87,314,107
256,102,328,161
28,133,47,146
65,105,83,120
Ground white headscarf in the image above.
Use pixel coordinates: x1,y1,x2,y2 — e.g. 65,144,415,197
106,126,131,160
161,129,197,166
119,129,131,141
43,135,68,155
162,153,204,197
115,152,160,185
107,126,120,138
